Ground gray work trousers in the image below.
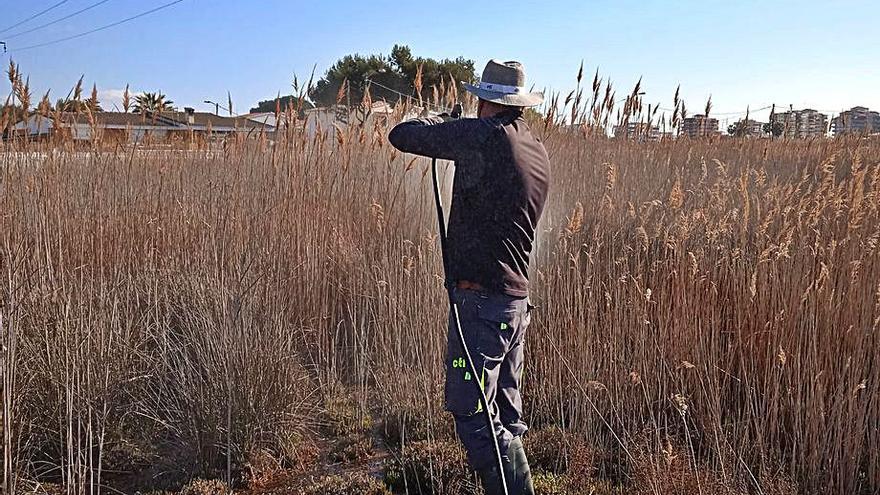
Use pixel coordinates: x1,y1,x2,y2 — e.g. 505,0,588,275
444,287,531,470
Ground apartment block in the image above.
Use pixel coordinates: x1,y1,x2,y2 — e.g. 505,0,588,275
771,109,828,138
680,114,720,138
832,106,880,136
613,121,662,141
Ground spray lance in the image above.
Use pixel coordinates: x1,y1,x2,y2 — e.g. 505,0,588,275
430,102,510,495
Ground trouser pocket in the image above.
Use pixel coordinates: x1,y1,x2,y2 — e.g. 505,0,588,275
444,314,493,416
444,294,521,416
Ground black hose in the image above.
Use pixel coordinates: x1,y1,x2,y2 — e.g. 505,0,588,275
431,157,509,495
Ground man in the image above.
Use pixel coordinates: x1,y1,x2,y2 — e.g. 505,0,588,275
388,59,550,495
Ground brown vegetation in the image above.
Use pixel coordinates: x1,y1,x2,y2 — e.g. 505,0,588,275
2,63,879,494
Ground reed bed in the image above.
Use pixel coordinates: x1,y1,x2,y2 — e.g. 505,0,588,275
1,70,879,494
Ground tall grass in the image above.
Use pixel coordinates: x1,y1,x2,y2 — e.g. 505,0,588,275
1,66,878,494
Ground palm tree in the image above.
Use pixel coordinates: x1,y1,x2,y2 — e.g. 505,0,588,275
133,92,174,113
54,98,102,113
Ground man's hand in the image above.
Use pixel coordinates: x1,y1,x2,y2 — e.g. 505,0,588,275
438,103,464,122
450,103,463,119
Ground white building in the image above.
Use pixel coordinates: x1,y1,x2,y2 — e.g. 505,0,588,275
11,109,273,143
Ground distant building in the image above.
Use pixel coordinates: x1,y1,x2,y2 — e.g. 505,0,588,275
737,119,764,137
613,121,662,141
728,119,766,137
771,109,828,138
13,108,272,143
680,114,720,138
12,111,172,142
301,106,350,138
365,100,395,127
831,106,880,136
243,112,280,129
301,102,399,138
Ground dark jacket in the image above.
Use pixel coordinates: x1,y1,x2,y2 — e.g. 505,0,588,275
388,110,550,297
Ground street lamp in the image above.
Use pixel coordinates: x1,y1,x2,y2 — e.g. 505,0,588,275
616,91,646,104
203,99,230,116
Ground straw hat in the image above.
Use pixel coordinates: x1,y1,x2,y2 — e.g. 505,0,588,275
463,59,544,107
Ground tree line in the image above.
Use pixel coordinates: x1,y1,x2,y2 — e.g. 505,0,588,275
251,45,476,112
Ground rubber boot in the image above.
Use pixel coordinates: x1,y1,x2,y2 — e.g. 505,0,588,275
477,436,534,495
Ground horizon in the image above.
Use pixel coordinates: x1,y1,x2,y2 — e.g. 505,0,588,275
2,0,878,127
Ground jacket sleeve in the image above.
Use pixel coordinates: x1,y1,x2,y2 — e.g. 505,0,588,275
387,116,494,162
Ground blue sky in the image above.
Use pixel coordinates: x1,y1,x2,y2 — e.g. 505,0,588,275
2,0,878,125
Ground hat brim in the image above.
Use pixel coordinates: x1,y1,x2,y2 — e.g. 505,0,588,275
462,83,544,107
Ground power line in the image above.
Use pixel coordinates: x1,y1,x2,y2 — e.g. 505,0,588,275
654,105,773,116
711,105,773,116
0,0,71,35
9,0,186,52
4,0,115,41
364,78,446,113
